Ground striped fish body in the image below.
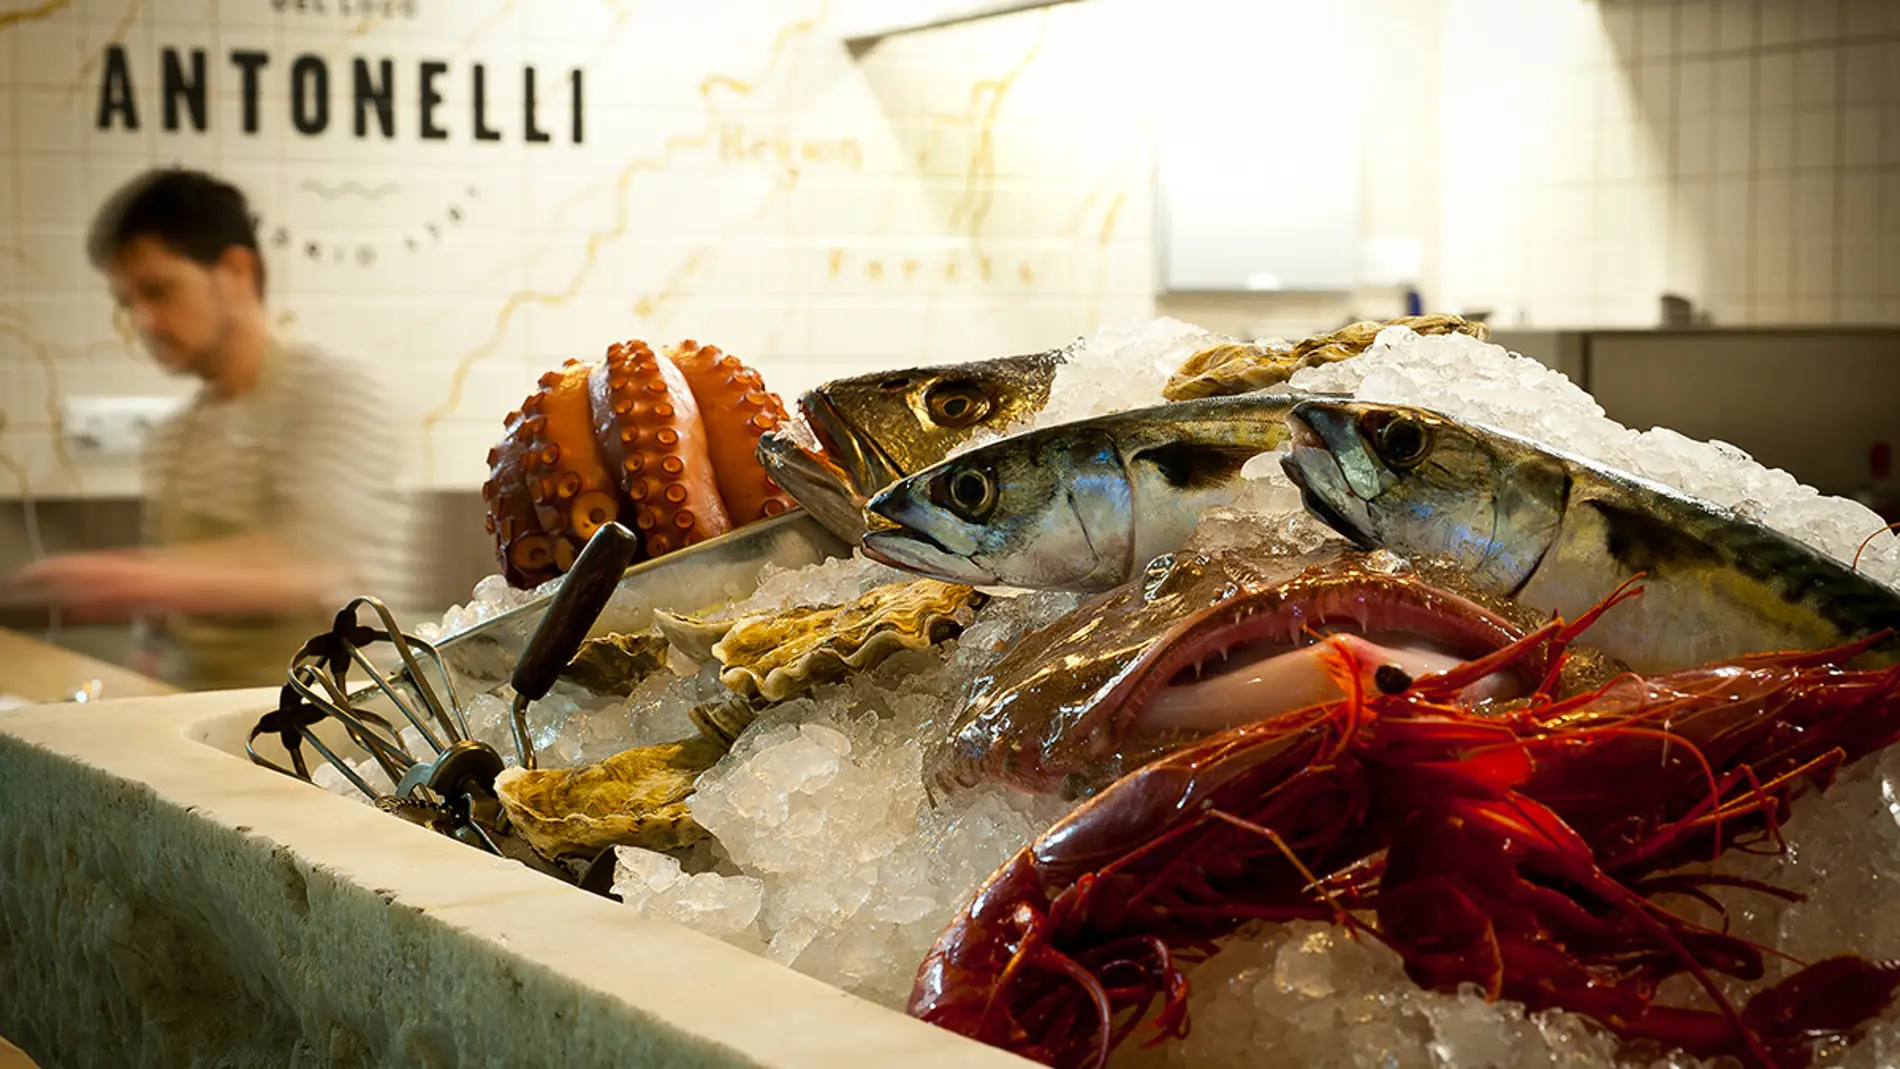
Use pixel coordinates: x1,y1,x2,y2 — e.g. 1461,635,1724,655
1519,468,1900,673
1281,398,1900,675
861,392,1326,592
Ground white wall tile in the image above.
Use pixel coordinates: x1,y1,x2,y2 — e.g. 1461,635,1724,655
1758,2,1801,47
1758,52,1796,108
1678,57,1716,115
1757,107,1798,171
1836,297,1881,323
1674,114,1716,176
1678,2,1717,54
1794,46,1839,108
10,17,83,90
8,0,1899,497
1841,106,1880,165
1713,55,1754,112
1712,112,1754,173
1842,0,1895,35
1639,5,1677,59
1793,108,1839,166
1842,43,1882,105
1840,172,1879,231
1798,0,1843,42
0,0,1166,495
1709,176,1752,246
1756,173,1796,245
1717,2,1759,51
1839,240,1880,296
1792,236,1837,296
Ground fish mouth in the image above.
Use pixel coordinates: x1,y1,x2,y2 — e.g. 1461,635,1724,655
1113,578,1536,744
860,518,996,585
1282,412,1378,550
800,390,904,496
756,434,869,542
949,572,1537,798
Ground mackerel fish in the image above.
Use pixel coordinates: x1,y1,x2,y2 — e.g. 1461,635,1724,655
756,346,1069,543
860,391,1343,592
1280,398,1900,672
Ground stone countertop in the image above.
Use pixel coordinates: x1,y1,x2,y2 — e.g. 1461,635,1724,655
0,688,1038,1069
0,627,180,707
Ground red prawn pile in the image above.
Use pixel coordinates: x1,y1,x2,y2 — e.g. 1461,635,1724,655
906,579,1900,1069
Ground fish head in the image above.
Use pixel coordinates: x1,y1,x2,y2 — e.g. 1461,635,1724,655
796,347,1067,495
1281,399,1568,596
860,426,1135,591
755,432,872,542
928,541,1552,799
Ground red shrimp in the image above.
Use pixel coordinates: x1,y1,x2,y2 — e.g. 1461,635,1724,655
908,581,1900,1069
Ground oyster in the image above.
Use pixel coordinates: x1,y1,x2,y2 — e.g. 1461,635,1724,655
493,733,729,859
557,632,670,697
661,578,987,702
1162,313,1491,401
491,580,984,861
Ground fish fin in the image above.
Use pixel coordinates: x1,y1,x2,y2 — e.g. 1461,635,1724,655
1133,443,1263,492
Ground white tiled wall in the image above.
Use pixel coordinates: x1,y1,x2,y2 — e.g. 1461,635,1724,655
0,0,1157,499
5,0,1895,506
1438,0,1900,329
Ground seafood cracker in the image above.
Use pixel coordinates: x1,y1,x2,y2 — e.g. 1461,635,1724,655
1281,399,1900,672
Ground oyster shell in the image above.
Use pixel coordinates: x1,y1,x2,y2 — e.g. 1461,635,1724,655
493,733,729,860
557,632,670,697
709,579,985,702
651,609,733,665
689,692,768,746
492,579,982,861
1162,313,1491,401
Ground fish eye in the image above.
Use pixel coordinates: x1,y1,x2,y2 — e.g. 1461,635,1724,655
879,376,912,392
929,465,998,523
1375,416,1432,468
924,382,993,427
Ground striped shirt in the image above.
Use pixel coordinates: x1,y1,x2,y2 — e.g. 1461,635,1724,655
134,338,415,681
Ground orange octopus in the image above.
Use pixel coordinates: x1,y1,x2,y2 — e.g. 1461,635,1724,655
482,339,797,589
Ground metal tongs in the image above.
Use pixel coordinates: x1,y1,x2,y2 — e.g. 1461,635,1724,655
246,521,642,892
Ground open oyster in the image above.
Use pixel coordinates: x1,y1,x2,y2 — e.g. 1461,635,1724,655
658,578,986,702
557,632,671,697
491,579,984,862
1162,313,1491,401
493,733,729,860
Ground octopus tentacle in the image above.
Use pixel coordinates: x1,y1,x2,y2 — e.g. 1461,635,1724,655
589,340,733,559
522,358,629,571
486,337,797,590
483,405,561,589
663,340,797,525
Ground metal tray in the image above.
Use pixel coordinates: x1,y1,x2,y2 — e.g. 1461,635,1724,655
341,509,855,724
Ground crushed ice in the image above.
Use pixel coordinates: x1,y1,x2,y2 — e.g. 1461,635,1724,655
1284,325,1900,587
319,319,1900,1067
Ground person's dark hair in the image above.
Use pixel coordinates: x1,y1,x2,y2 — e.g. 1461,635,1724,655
86,167,267,300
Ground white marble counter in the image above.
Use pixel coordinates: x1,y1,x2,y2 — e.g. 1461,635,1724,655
0,688,1033,1068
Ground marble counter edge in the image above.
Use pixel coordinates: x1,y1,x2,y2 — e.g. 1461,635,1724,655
0,690,1037,1069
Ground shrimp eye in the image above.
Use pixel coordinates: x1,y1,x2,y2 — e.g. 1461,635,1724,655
1373,664,1413,695
1375,416,1431,468
930,465,998,523
924,382,992,427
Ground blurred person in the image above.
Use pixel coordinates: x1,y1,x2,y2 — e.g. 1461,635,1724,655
1,167,409,691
